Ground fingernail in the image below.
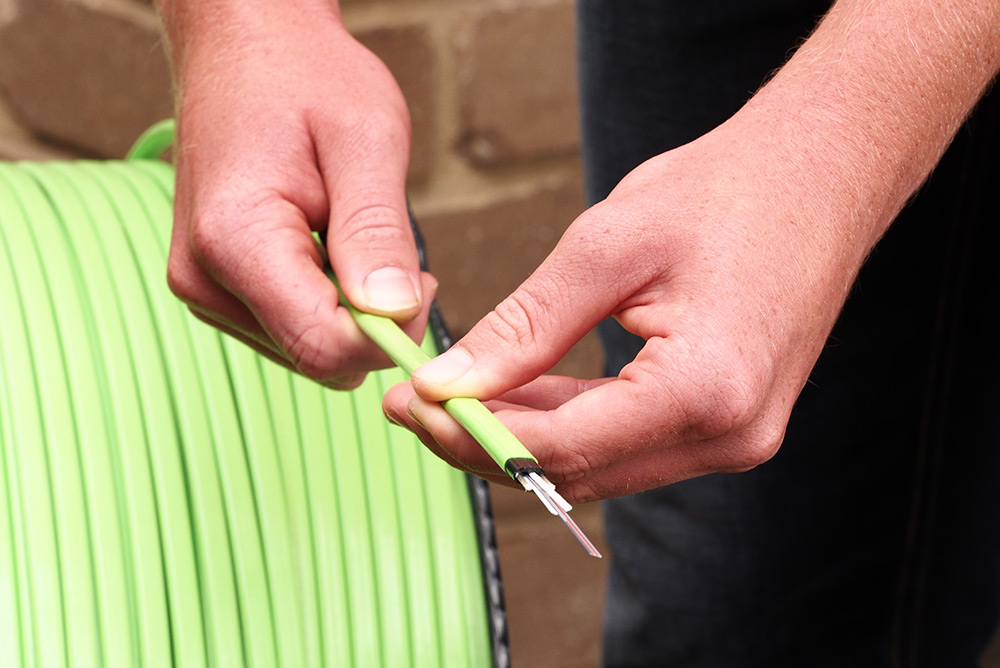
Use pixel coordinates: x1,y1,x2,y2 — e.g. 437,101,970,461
362,267,419,312
415,347,474,387
384,410,404,427
406,399,426,430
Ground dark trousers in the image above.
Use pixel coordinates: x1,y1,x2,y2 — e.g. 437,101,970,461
577,1,1000,665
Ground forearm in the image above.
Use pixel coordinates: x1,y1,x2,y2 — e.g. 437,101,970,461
155,0,345,80
741,0,1000,263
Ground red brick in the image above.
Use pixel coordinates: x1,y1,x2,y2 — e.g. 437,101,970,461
0,133,77,161
354,23,436,183
455,0,580,165
0,0,172,158
1,89,77,160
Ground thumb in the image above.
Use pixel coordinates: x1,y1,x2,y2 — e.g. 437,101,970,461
411,215,623,401
316,110,423,321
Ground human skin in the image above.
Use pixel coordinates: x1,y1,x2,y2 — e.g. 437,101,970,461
157,0,435,389
158,0,1000,500
382,0,1000,502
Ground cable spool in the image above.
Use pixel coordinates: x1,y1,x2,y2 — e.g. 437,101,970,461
0,123,506,667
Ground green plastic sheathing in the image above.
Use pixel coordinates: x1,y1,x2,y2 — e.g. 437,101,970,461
0,158,493,667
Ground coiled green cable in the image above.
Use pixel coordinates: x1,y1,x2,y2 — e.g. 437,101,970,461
0,135,500,666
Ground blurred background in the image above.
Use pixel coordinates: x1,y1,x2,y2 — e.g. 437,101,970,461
0,0,608,665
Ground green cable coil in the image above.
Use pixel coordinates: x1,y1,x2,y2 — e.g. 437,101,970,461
0,126,505,667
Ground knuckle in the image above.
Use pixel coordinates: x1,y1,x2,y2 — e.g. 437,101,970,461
188,192,288,270
166,252,199,303
189,211,238,271
656,338,767,443
281,321,336,381
719,421,786,472
334,203,409,248
689,373,758,440
191,219,267,270
329,104,410,170
751,422,785,465
481,292,541,349
549,443,601,484
349,105,411,147
324,372,369,392
558,479,600,506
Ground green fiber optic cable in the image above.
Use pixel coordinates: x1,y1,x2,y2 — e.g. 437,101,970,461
124,119,177,161
0,164,101,664
325,274,603,559
54,161,210,667
46,161,174,667
108,163,289,663
327,278,536,472
19,162,148,666
52,161,202,664
79,161,246,667
1,125,507,667
101,162,284,667
0,170,46,668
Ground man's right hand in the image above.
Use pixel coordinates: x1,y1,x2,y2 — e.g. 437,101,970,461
159,0,434,389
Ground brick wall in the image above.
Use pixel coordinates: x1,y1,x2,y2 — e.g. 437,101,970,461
0,0,607,665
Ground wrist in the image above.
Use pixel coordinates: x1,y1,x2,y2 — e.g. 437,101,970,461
156,0,345,79
721,0,999,263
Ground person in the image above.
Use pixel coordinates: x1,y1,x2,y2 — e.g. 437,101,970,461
157,0,1000,664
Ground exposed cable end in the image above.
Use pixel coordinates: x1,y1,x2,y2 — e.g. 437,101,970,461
515,469,602,559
